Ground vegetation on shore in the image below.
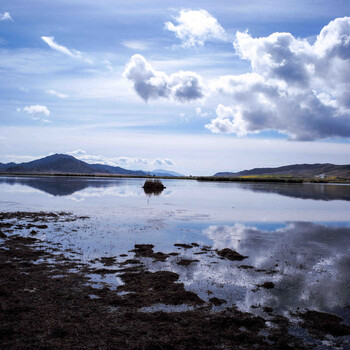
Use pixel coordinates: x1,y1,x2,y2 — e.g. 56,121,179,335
1,171,349,183
197,175,304,183
198,175,350,183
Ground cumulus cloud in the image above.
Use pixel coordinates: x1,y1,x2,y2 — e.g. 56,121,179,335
22,105,50,117
123,54,205,102
69,149,86,156
205,104,247,136
165,9,226,48
41,36,92,63
0,12,12,21
67,150,174,168
47,89,68,99
206,17,350,140
152,158,174,166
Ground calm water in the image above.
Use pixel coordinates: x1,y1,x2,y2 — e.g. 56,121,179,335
1,175,350,320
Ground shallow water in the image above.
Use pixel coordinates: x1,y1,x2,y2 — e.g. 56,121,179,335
1,175,350,321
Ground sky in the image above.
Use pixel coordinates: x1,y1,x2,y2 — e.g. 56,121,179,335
0,0,349,175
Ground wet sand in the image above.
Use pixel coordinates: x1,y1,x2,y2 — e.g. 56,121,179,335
1,212,350,349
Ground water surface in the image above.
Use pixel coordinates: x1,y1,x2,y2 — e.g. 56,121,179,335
1,175,349,321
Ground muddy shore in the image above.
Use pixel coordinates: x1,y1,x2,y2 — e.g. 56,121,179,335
1,212,349,349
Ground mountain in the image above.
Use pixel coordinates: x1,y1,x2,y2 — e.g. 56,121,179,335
0,162,16,171
1,154,148,176
5,154,95,174
150,169,184,177
90,164,146,176
214,163,350,178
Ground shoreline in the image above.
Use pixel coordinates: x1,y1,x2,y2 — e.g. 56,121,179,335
1,211,350,349
1,172,349,184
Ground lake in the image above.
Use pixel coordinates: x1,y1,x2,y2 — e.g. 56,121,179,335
1,175,350,324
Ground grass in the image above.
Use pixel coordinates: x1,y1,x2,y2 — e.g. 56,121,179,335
197,175,304,183
1,172,349,183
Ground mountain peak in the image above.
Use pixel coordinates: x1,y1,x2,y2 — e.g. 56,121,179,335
1,153,148,176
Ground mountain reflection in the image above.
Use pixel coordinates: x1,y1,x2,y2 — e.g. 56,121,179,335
239,182,350,201
0,176,121,196
0,176,174,199
1,176,349,202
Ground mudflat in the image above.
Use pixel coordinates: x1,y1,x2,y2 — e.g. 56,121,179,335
1,211,350,349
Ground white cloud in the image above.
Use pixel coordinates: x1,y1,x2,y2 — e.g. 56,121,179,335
69,149,86,156
123,18,350,140
0,12,12,21
195,107,208,117
67,150,174,168
165,9,226,48
123,54,205,102
23,105,50,117
47,89,68,99
206,17,350,140
122,41,148,50
41,36,92,63
205,104,247,136
152,158,174,166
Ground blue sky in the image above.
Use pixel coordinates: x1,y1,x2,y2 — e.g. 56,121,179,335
0,0,349,174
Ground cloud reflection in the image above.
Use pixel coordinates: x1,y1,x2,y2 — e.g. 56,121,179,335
150,222,350,315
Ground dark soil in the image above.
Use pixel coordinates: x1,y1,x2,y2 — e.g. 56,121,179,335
176,259,199,266
116,270,205,307
174,243,193,249
0,232,276,349
209,297,226,306
217,248,248,261
130,244,172,261
0,211,348,349
260,281,275,289
263,307,273,313
298,310,350,338
100,256,117,266
238,265,254,269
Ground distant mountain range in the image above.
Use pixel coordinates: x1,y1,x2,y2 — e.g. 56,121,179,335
150,169,184,177
0,154,183,177
2,155,349,179
0,154,147,176
215,163,350,178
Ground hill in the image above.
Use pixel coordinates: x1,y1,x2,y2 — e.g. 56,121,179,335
214,163,350,178
150,169,184,177
0,154,148,176
0,162,15,171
